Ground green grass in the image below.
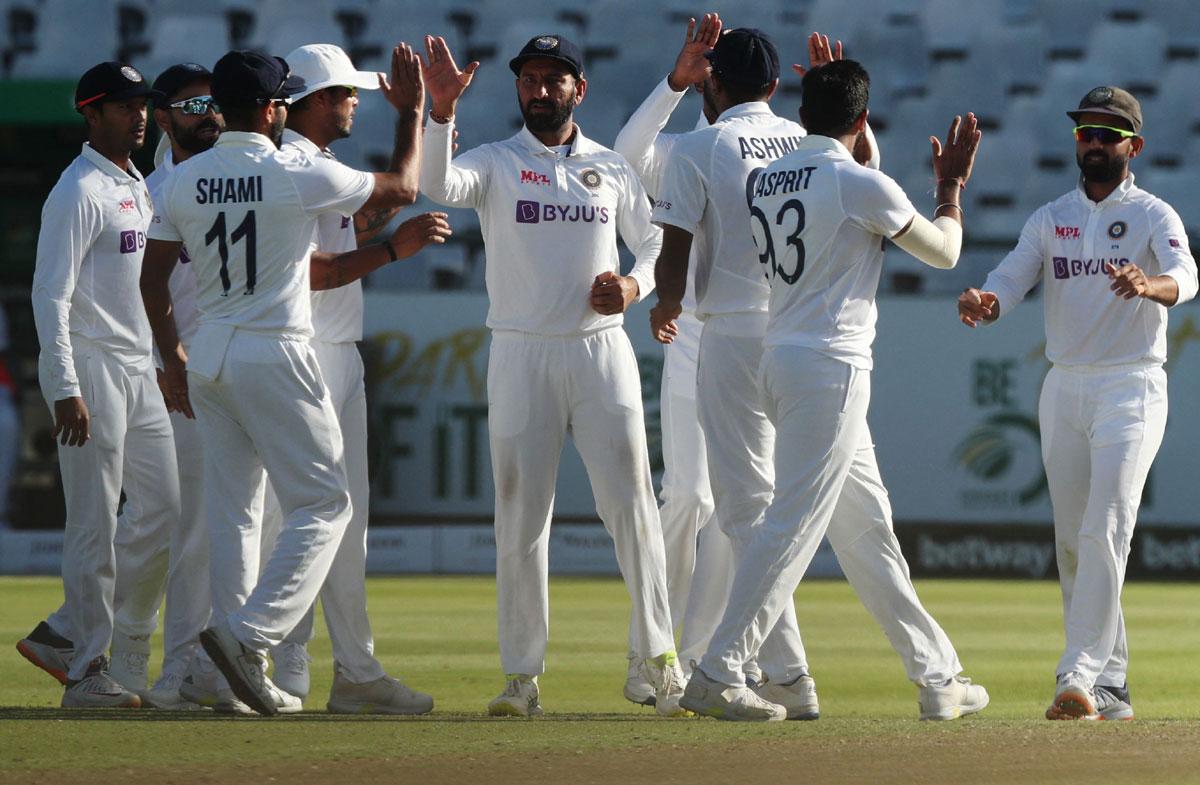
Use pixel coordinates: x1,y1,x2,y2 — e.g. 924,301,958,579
3,576,1200,782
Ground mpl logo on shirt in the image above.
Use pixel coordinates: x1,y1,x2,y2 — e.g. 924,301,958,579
515,200,609,225
1054,225,1080,240
520,169,550,186
119,229,145,254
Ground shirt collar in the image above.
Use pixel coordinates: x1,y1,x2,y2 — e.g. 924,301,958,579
215,131,280,152
515,123,603,157
281,128,330,159
1076,172,1136,206
714,101,774,124
81,143,142,182
794,134,852,158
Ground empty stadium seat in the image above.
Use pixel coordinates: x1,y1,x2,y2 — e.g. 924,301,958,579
135,14,230,78
9,0,119,77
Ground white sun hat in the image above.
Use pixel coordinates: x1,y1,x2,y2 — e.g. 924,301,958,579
285,44,381,102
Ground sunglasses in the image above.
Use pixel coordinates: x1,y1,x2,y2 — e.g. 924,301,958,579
169,95,218,115
339,85,358,98
1073,124,1137,144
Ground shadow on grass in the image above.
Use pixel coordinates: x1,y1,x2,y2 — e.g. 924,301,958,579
0,708,675,722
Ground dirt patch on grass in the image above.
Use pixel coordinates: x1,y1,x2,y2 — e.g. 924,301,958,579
9,722,1200,785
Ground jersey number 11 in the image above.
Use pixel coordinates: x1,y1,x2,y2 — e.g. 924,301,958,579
205,210,257,296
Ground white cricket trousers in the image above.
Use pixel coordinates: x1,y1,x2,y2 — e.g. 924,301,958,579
640,311,734,667
700,346,962,688
39,340,179,681
1040,363,1167,689
488,327,674,675
190,331,351,652
695,320,808,683
272,340,384,684
109,409,211,678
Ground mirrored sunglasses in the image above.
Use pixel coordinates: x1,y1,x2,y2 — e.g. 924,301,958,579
169,95,218,115
1073,124,1136,144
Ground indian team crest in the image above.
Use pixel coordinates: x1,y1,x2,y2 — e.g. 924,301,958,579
1108,220,1127,240
580,168,602,189
121,66,144,83
534,36,558,50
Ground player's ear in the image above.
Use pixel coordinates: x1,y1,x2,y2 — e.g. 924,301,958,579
763,78,779,101
1128,135,1144,159
574,75,587,105
852,108,869,134
153,106,171,136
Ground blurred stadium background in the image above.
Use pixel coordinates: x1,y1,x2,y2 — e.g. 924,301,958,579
0,0,1198,578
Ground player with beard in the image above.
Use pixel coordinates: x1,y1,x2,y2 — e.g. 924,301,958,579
418,33,684,716
959,86,1197,721
20,61,178,708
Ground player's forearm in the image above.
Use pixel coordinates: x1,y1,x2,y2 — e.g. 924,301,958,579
654,224,694,305
364,109,422,210
140,277,184,371
353,206,400,245
310,245,393,291
30,292,79,399
418,118,475,208
613,77,684,184
1145,274,1181,307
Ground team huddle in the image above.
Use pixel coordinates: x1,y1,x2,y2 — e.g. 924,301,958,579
17,10,1196,723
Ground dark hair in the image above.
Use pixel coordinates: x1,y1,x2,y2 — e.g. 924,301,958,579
800,59,870,137
713,73,773,105
217,101,259,129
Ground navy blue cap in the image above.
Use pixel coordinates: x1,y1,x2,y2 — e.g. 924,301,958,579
509,34,584,79
152,63,212,106
211,50,305,107
75,61,153,111
706,28,780,88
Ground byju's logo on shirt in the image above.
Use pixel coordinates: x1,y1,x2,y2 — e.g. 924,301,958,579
1052,256,1129,280
515,200,609,225
119,229,145,254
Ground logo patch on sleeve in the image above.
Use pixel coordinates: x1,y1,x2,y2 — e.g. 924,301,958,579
1169,238,1182,248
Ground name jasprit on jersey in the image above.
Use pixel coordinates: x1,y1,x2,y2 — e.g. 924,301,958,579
753,166,817,199
195,176,264,205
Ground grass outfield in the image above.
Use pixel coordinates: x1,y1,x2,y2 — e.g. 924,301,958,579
3,576,1200,784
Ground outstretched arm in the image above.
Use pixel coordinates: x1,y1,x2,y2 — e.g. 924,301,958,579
791,32,880,168
311,212,451,290
362,43,425,211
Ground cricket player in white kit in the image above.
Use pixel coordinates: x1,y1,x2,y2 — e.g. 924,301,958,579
25,61,179,708
273,41,443,714
958,86,1198,722
678,59,989,722
141,50,429,717
418,33,685,716
649,27,820,719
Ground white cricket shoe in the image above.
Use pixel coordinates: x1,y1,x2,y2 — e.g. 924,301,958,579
679,666,787,722
109,650,150,692
143,671,206,711
61,657,142,708
1046,672,1098,720
16,621,74,685
753,673,820,720
178,658,221,708
920,675,990,721
641,653,690,717
488,674,544,717
199,624,277,717
1094,684,1134,721
327,669,434,715
213,677,302,715
271,642,311,700
623,652,656,707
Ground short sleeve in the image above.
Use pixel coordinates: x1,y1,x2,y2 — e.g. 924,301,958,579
287,155,374,218
842,167,917,238
652,141,707,233
146,174,182,242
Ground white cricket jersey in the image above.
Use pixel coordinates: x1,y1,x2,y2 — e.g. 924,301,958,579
613,76,708,314
32,143,154,400
147,131,373,378
983,174,1198,367
756,136,917,370
651,101,806,326
146,153,200,353
281,128,363,344
420,119,661,336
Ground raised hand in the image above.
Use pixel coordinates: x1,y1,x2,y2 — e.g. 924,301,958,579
668,13,722,91
389,212,452,259
422,34,480,118
958,288,999,328
931,112,982,188
792,32,843,79
380,42,425,114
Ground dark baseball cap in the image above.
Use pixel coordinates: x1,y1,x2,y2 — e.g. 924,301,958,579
211,50,306,108
1067,86,1143,134
152,63,212,106
706,28,780,88
509,34,584,79
75,61,153,111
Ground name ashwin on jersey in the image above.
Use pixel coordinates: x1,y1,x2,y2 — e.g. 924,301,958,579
195,176,264,205
738,135,805,160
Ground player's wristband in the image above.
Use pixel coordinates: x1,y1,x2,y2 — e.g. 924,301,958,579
935,202,963,217
385,240,398,262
